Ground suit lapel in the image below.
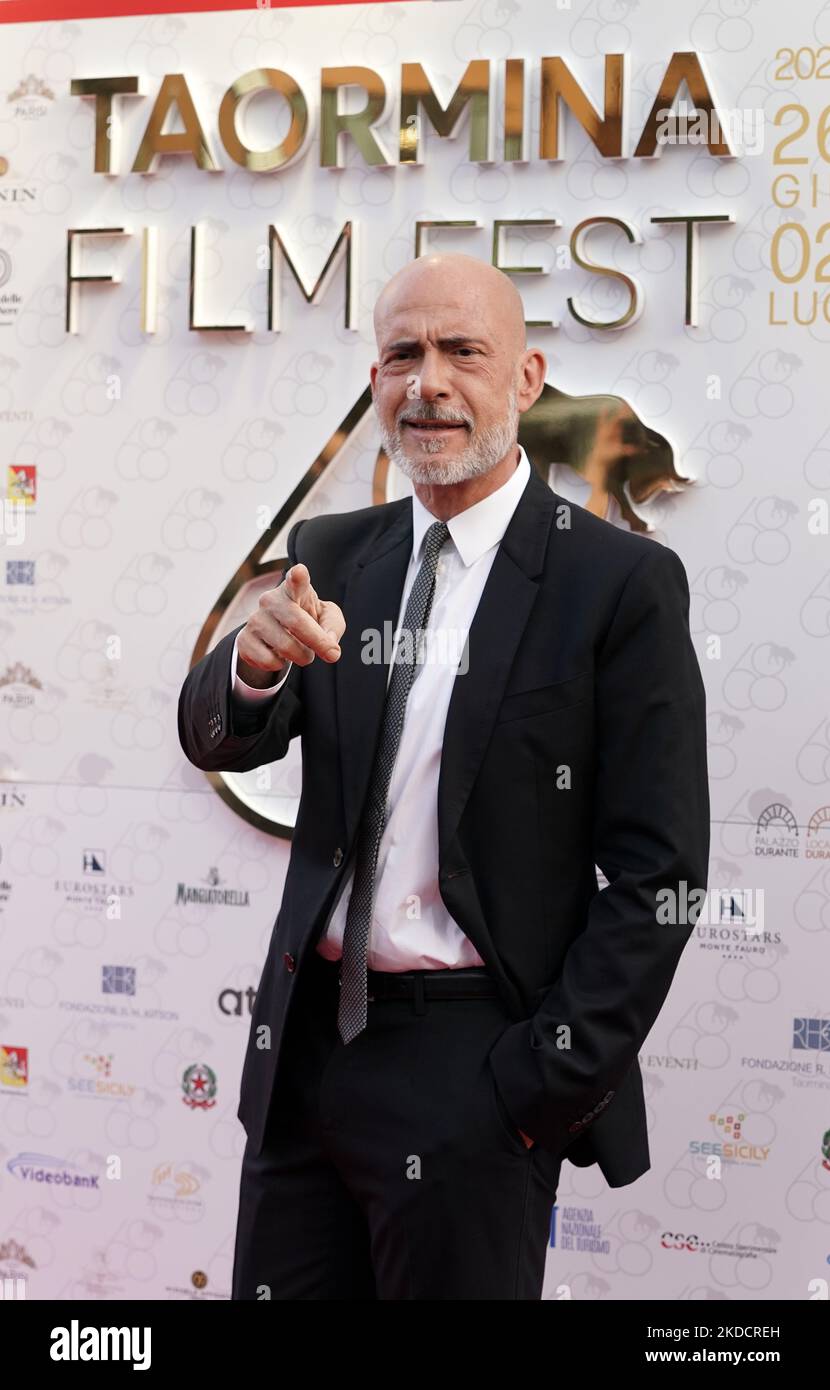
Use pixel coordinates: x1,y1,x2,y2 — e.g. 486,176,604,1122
336,500,412,844
438,469,556,861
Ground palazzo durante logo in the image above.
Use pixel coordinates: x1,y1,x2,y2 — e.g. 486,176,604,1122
188,383,694,838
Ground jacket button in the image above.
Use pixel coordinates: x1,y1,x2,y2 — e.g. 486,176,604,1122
283,952,295,973
333,847,343,867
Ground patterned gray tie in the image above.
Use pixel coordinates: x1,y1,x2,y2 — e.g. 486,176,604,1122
337,518,451,1044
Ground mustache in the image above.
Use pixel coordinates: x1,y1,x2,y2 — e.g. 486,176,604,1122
397,403,473,428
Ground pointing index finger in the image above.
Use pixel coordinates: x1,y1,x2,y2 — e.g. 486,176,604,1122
283,563,319,618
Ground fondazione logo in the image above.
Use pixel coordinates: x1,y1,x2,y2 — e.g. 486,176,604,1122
50,1321,151,1370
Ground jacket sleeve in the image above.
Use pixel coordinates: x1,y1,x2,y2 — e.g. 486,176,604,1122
487,541,710,1155
177,520,305,774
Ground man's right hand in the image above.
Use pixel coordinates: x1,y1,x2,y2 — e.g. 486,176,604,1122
236,563,346,688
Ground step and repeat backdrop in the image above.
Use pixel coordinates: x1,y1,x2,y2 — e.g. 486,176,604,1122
0,0,828,1301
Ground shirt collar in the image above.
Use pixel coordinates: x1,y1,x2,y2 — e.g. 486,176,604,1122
410,444,531,569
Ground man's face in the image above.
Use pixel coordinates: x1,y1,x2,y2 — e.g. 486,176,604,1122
370,283,521,486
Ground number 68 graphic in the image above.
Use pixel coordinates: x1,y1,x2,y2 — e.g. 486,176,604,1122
186,382,687,837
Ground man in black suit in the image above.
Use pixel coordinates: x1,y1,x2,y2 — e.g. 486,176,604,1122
177,252,710,1300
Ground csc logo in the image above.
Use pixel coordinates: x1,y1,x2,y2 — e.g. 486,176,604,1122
661,1232,701,1251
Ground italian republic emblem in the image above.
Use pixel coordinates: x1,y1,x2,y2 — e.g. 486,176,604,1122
182,1063,217,1110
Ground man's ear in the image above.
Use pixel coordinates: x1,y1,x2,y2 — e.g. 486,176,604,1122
517,349,547,413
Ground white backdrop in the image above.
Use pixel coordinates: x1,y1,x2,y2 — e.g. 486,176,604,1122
0,0,828,1301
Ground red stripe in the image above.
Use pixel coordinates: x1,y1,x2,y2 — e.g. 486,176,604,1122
0,0,408,24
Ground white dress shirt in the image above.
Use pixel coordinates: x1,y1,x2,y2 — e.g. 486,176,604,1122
230,446,532,970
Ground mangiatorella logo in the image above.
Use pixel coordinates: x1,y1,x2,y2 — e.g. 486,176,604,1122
50,1320,151,1370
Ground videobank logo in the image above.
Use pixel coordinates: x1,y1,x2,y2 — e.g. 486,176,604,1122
50,1320,151,1370
7,1152,99,1188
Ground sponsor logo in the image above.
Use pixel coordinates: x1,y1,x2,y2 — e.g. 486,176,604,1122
102,965,136,996
54,866,134,915
8,75,54,122
640,1053,700,1071
7,1153,100,1188
794,1017,830,1052
755,802,799,858
181,1063,217,1111
0,1238,36,1302
164,1268,225,1299
176,866,249,907
0,532,64,613
7,464,35,507
5,560,34,586
0,669,40,710
0,183,37,205
741,1052,829,1089
0,249,21,324
688,1108,770,1164
60,996,179,1022
660,1230,779,1258
806,807,830,859
67,1053,135,1101
552,1204,610,1254
0,1044,27,1089
0,248,20,326
218,985,256,1016
148,1161,205,1216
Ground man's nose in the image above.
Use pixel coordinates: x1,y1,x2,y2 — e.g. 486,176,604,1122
416,348,452,399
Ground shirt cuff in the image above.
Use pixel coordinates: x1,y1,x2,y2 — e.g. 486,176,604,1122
231,632,292,706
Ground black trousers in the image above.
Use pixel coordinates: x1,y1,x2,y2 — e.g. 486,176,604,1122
231,949,562,1300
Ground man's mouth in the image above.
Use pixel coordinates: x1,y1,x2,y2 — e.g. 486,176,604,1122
401,419,467,432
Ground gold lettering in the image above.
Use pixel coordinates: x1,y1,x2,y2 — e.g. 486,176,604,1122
399,61,491,164
132,73,219,173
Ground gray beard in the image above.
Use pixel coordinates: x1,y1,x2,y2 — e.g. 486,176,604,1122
378,388,521,487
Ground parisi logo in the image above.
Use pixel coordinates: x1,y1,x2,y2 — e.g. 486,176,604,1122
50,1320,151,1370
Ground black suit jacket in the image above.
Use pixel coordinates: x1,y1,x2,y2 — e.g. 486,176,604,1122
178,466,710,1188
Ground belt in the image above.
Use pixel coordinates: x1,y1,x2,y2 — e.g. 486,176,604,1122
366,966,498,1002
308,953,500,1003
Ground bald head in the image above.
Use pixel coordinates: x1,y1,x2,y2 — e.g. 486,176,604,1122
373,253,527,358
369,251,546,495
